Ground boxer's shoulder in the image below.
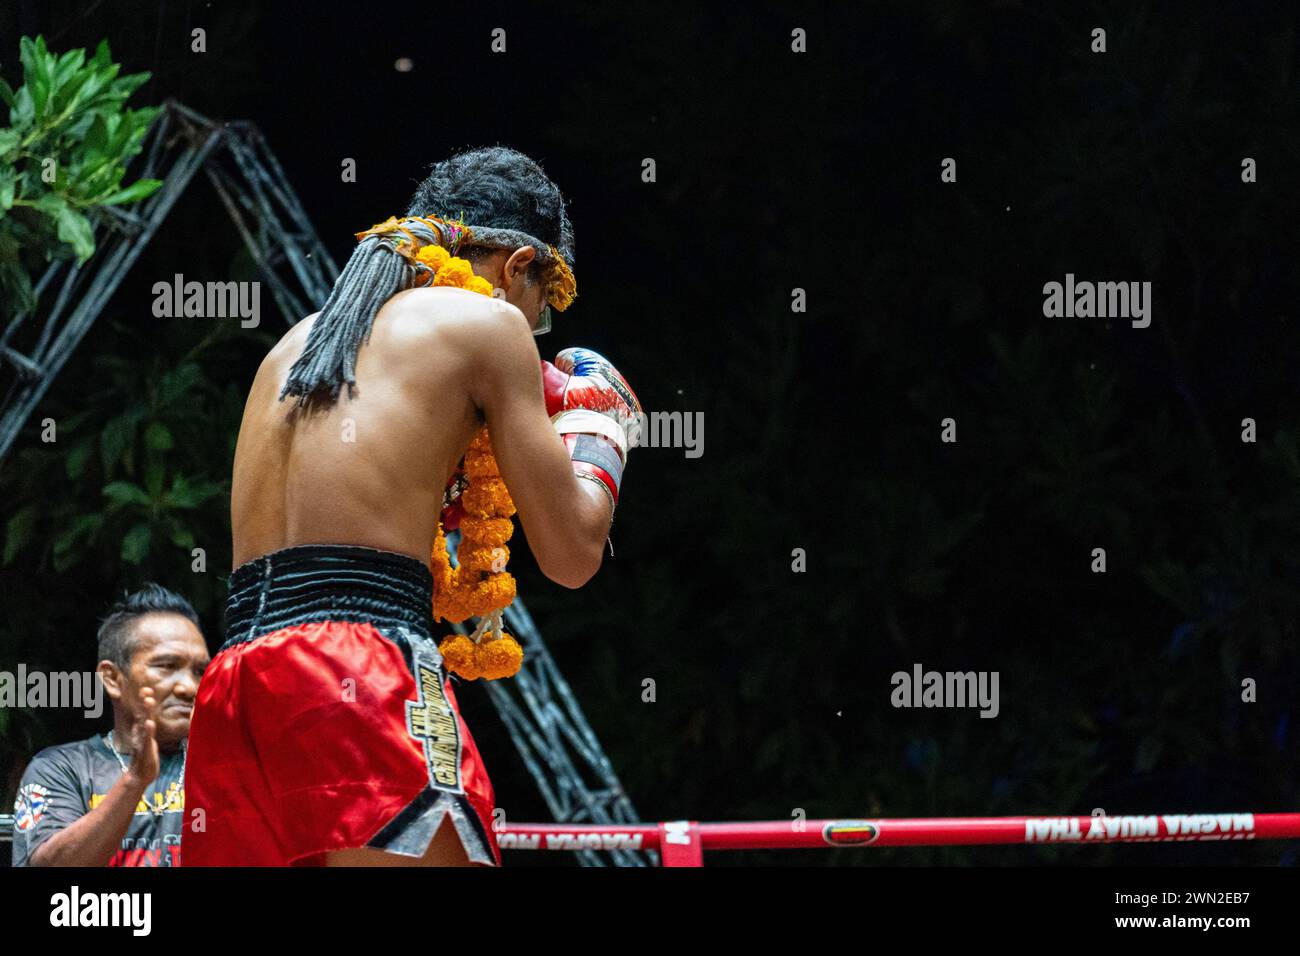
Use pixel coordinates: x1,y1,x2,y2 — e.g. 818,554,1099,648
259,310,317,362
388,285,528,329
247,313,318,394
380,286,534,357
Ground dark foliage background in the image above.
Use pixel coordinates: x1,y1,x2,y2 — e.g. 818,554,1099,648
1,0,1297,865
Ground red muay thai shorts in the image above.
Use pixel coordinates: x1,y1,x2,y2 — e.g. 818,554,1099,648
183,544,501,866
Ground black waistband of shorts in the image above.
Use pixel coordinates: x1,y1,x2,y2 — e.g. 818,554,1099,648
223,544,434,648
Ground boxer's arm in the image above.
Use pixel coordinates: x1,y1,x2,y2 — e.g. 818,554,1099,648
466,305,611,589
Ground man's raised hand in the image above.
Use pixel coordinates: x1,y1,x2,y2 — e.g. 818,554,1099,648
127,687,161,785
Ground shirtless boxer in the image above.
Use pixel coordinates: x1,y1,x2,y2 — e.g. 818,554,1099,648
182,146,640,866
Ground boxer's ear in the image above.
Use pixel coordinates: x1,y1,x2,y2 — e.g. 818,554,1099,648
501,245,539,291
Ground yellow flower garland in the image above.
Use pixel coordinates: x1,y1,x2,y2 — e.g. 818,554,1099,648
411,246,524,681
431,429,524,681
353,214,536,680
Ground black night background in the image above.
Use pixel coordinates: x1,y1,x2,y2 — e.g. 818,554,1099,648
1,1,1298,868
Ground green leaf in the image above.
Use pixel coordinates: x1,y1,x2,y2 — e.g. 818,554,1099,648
0,258,36,312
108,71,150,102
164,474,225,510
32,190,65,217
52,512,105,562
99,412,136,473
19,36,52,121
102,481,151,510
143,454,166,499
65,439,94,480
158,363,203,405
3,504,39,564
54,68,95,121
48,47,88,115
99,177,161,206
165,516,196,550
0,128,19,159
144,421,173,451
167,474,198,509
121,522,152,564
9,83,34,128
82,112,108,157
78,61,123,114
51,545,77,574
54,204,95,262
0,75,15,108
0,165,16,211
90,39,112,70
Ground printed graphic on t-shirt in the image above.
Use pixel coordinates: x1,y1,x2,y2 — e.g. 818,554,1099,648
10,734,186,867
13,783,49,831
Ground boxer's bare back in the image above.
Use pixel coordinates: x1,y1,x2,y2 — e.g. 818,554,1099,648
231,285,610,582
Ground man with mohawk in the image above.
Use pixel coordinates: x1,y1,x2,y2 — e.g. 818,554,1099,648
183,146,640,867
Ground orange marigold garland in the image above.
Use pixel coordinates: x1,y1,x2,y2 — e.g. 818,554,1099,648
432,430,524,680
430,411,524,680
354,214,527,679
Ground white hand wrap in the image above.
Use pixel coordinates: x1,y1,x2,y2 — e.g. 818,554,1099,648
551,408,629,461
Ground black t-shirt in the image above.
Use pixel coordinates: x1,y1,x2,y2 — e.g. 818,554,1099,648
11,734,186,867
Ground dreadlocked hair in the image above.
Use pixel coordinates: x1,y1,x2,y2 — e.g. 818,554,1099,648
278,233,412,405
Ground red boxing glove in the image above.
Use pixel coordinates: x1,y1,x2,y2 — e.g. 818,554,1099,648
541,347,641,509
541,358,570,418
